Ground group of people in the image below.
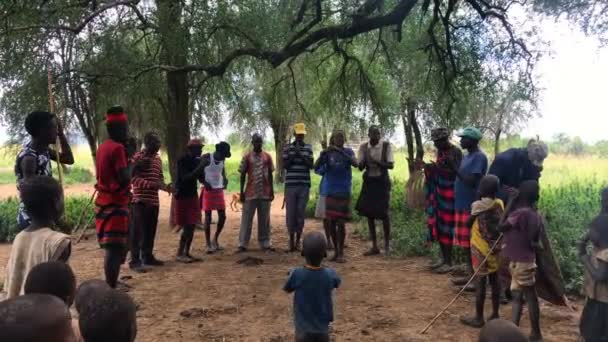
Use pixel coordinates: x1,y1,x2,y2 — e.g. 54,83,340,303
4,107,608,341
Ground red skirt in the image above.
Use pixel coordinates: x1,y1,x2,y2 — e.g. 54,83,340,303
454,209,471,248
200,187,226,212
325,194,351,221
173,197,201,226
95,192,130,248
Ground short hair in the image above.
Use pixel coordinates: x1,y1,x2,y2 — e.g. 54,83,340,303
479,175,500,198
368,125,380,134
19,175,63,221
0,294,72,342
25,111,55,137
24,261,76,306
302,232,327,266
518,180,540,205
478,319,528,342
79,289,137,342
144,132,160,146
252,133,263,142
74,279,111,313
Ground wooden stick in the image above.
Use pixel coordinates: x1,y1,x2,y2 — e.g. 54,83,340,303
420,235,503,334
47,60,64,187
420,196,517,335
74,190,97,244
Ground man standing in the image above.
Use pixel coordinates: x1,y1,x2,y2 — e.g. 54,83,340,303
489,139,548,202
15,111,74,229
452,127,488,281
200,142,232,253
238,133,275,252
95,106,136,288
129,132,172,272
174,139,205,263
283,123,314,252
425,128,463,274
356,125,394,256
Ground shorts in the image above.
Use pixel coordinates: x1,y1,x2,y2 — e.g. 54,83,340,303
315,195,326,219
509,261,537,290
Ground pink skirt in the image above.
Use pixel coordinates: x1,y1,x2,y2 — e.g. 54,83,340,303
201,188,226,212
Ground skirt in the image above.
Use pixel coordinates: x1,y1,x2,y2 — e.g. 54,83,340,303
453,209,471,248
95,192,130,248
201,187,226,211
356,174,390,219
174,197,201,226
325,194,351,221
315,195,326,219
580,298,608,341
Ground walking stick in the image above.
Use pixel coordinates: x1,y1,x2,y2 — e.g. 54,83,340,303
47,61,64,187
420,196,516,335
73,189,97,243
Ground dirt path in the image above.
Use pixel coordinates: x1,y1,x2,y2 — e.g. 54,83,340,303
0,185,580,341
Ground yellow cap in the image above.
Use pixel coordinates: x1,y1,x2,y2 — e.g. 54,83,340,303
294,123,307,135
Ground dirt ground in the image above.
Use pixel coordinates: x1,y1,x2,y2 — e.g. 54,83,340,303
0,184,581,341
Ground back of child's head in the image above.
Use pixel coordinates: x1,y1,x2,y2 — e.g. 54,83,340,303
479,175,500,199
79,289,137,342
302,232,327,267
20,175,63,222
590,214,608,249
24,261,76,307
74,279,111,314
517,180,540,206
0,293,74,342
478,319,529,342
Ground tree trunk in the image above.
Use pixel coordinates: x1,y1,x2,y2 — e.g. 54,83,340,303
401,97,415,173
157,0,190,181
270,117,289,183
408,99,424,161
494,129,502,157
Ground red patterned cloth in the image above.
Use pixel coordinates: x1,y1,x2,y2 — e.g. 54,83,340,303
453,209,472,248
325,194,351,221
200,187,226,211
173,197,201,226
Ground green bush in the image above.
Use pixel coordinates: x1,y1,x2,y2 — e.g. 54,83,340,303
0,195,94,242
0,166,93,185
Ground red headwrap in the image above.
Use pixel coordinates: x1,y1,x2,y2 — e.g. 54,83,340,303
106,106,128,124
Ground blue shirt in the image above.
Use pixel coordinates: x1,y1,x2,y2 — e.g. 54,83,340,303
454,150,488,210
489,148,541,202
284,266,341,334
315,148,354,196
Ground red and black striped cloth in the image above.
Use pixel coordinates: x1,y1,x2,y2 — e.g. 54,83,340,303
325,194,351,221
200,187,226,212
131,151,164,207
453,209,472,248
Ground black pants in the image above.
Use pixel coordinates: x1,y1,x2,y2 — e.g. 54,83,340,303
130,202,160,264
295,332,330,342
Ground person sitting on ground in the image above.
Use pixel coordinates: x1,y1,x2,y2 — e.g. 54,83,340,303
15,110,74,230
498,180,543,341
130,132,172,272
478,319,529,342
200,141,232,254
3,175,71,299
314,130,358,263
24,261,77,305
460,175,504,328
238,133,276,252
356,125,395,256
283,123,314,252
0,293,77,342
94,106,137,288
79,288,137,342
24,261,81,341
577,190,608,342
284,231,341,342
174,138,206,263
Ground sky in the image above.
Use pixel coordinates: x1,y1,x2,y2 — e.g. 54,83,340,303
1,13,607,145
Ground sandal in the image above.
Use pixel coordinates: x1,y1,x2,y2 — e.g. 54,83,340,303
460,316,484,328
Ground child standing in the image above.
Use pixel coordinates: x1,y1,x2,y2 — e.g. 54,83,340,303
3,175,71,299
461,175,504,328
578,188,608,342
284,232,341,342
498,180,543,341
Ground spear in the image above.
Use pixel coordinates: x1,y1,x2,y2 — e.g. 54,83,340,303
47,59,65,187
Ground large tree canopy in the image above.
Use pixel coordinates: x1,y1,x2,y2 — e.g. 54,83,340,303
0,0,600,178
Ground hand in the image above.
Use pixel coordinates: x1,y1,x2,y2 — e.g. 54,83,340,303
203,181,212,191
506,186,519,199
270,193,275,201
165,183,174,194
239,192,245,203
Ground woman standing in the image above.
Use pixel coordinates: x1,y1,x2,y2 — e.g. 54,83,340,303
315,130,358,263
425,128,463,274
